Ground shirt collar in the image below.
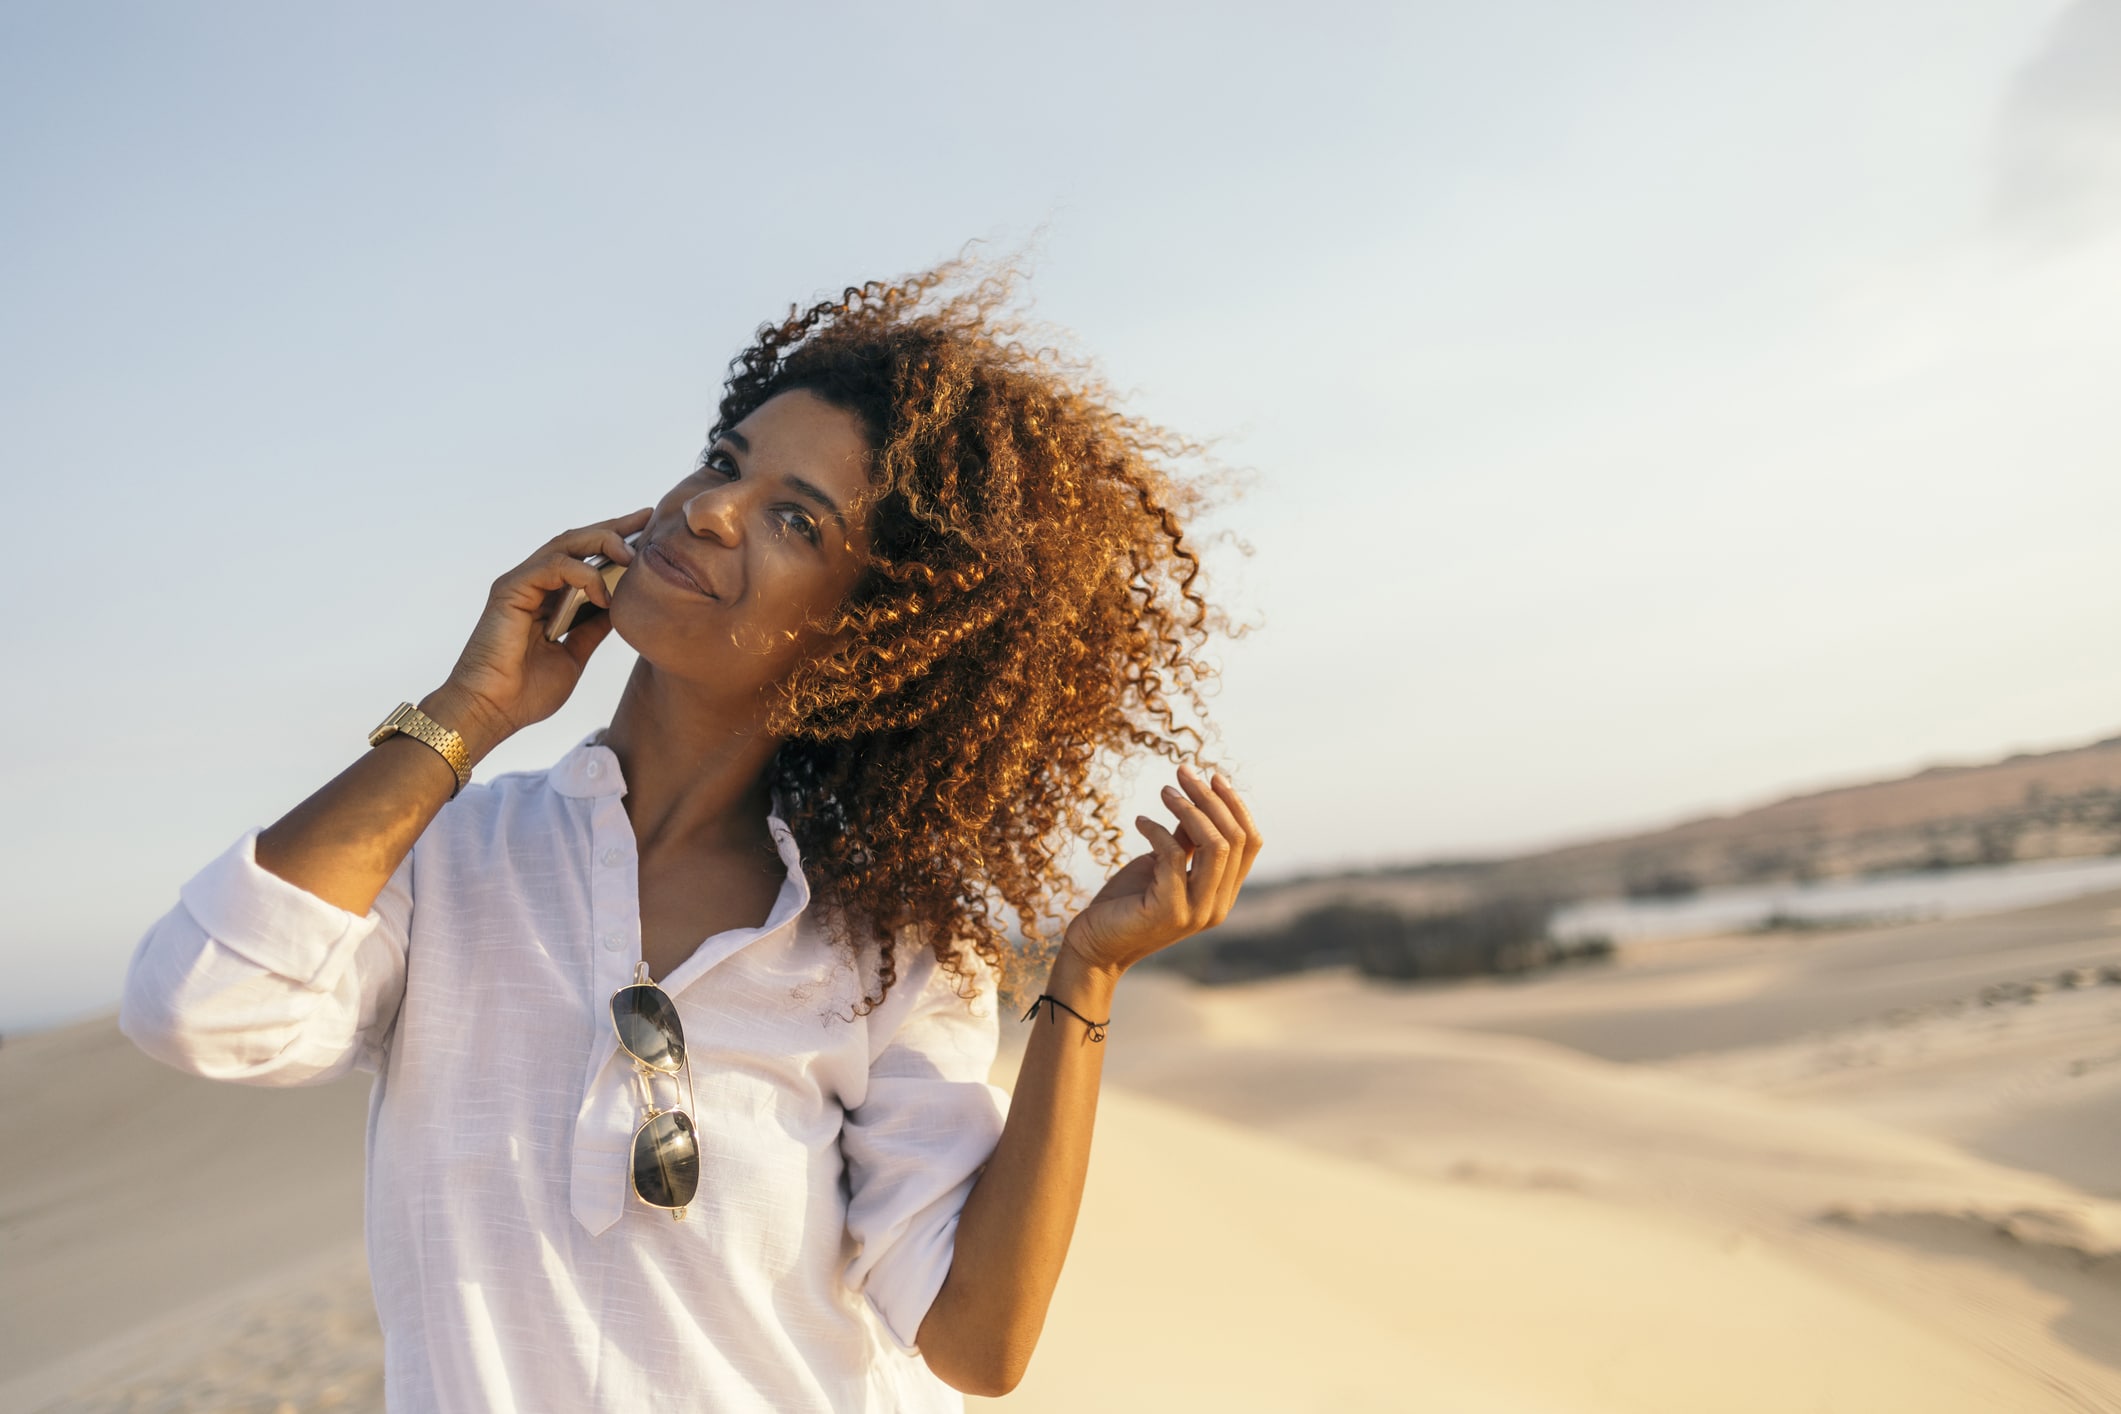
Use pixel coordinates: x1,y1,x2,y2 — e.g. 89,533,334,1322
548,725,804,875
549,726,626,799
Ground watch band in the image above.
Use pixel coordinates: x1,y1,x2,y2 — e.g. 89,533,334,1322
368,701,473,798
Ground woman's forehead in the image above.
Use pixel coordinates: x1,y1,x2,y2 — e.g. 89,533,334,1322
733,392,874,490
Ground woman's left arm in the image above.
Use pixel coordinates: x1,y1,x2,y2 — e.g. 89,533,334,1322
915,764,1263,1397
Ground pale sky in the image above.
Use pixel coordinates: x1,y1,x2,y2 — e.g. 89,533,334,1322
5,1,2118,1032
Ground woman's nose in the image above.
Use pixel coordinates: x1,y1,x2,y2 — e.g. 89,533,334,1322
681,485,744,545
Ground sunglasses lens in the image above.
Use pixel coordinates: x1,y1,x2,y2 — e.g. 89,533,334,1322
610,984,686,1072
632,1110,700,1208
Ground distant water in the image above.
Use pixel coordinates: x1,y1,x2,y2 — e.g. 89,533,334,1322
1549,854,2121,944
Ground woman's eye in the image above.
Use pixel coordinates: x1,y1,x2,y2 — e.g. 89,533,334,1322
696,448,738,477
774,506,820,544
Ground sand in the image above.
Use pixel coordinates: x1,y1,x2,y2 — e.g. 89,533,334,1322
6,889,2120,1412
0,1013,373,1413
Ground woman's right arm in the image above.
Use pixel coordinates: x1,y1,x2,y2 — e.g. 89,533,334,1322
119,509,651,1085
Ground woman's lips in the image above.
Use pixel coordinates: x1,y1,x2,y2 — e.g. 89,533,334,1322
642,541,712,597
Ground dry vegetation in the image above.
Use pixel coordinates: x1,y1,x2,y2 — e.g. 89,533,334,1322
1148,732,2121,984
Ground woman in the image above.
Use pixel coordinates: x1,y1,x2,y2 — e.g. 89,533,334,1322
121,260,1261,1412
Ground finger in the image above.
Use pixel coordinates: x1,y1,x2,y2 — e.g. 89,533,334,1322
542,529,638,568
1210,773,1264,912
1218,776,1264,876
549,509,653,559
1158,780,1230,920
1138,812,1188,866
558,603,618,665
1176,764,1245,921
539,551,616,607
1135,815,1191,912
591,526,640,564
1176,764,1243,864
1179,763,1238,920
496,551,616,615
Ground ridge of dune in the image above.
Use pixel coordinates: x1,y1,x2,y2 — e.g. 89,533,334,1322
1106,973,2121,1238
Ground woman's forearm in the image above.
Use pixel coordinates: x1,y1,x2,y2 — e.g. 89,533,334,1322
914,765,1263,1395
914,944,1121,1397
254,685,506,915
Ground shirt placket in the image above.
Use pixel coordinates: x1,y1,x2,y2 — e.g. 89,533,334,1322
569,752,647,1235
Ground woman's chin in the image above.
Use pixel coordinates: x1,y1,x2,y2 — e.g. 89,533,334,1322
608,597,699,662
620,622,747,688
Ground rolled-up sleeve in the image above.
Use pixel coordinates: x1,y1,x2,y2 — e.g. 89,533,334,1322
119,826,413,1086
839,946,1011,1352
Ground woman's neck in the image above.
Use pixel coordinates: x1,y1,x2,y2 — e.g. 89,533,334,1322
602,658,781,858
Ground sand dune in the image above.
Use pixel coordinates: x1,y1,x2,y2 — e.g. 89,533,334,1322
6,890,2121,1410
973,1090,2096,1414
977,899,2121,1411
0,1012,371,1411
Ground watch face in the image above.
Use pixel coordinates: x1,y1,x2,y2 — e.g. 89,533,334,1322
370,704,413,743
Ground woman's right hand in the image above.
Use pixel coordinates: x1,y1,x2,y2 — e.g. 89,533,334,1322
421,508,654,761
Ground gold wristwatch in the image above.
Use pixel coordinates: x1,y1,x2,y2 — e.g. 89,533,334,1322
369,701,473,798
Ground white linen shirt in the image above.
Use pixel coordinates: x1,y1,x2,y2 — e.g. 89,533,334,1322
119,726,1011,1413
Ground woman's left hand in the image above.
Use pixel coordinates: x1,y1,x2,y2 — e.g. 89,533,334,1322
1062,764,1264,975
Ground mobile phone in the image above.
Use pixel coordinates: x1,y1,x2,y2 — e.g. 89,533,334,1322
544,529,647,642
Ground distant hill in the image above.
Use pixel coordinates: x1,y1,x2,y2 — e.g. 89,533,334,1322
1176,731,2121,976
1473,731,2121,903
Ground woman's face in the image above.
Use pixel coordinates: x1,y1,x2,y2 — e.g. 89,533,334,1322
613,388,877,706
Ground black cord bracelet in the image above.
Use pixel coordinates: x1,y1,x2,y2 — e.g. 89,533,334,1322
1020,993,1110,1042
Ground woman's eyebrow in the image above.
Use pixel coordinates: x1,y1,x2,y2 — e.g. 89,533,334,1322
784,475,847,532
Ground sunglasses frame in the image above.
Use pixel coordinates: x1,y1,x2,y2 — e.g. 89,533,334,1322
609,960,700,1221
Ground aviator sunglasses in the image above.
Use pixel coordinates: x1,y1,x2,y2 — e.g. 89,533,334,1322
608,961,701,1219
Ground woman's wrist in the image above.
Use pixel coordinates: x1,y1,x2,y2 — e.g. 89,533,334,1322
1045,939,1124,1017
417,684,512,767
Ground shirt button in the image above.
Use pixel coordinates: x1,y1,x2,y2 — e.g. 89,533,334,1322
602,848,624,867
586,760,602,780
600,933,623,952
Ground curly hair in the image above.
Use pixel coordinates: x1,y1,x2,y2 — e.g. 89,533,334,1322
710,255,1235,1013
